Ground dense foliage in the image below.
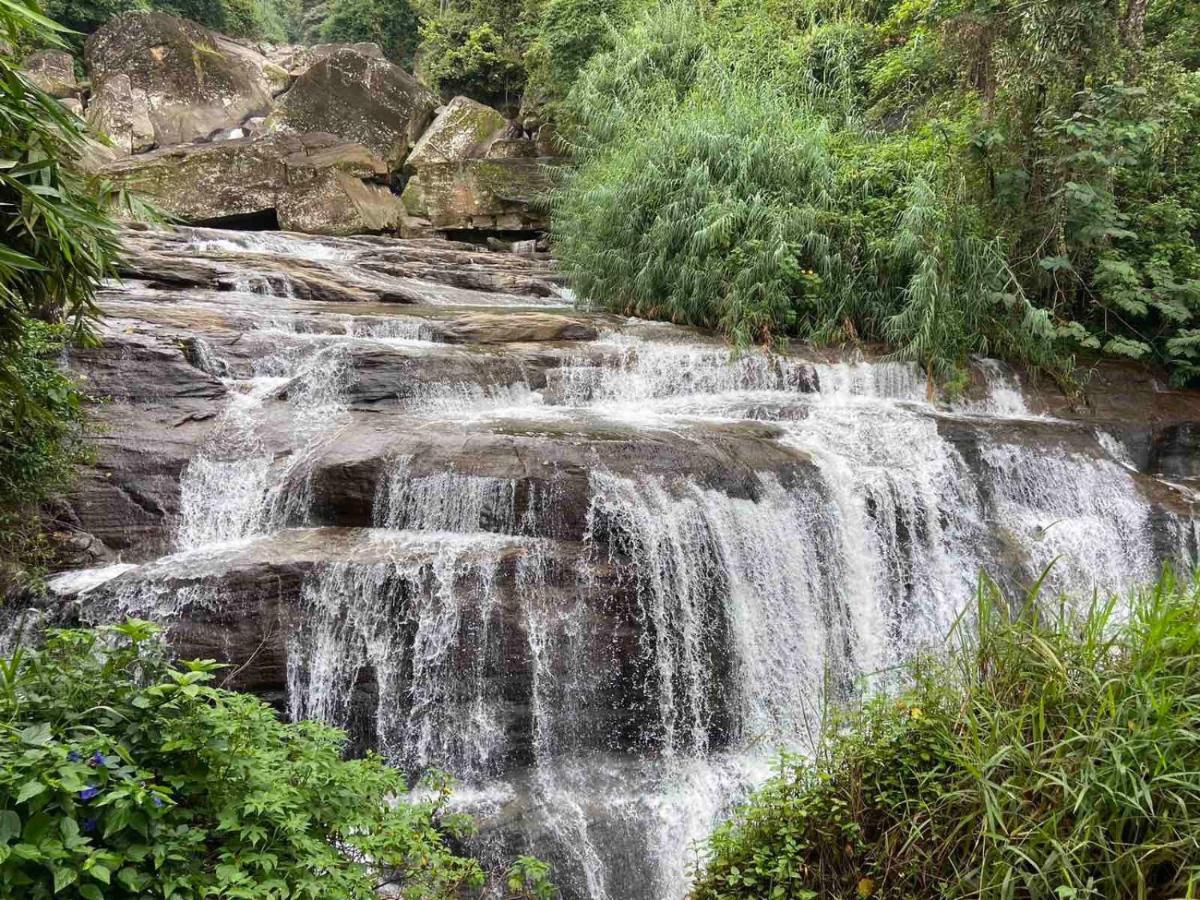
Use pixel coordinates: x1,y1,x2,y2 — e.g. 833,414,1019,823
0,620,503,898
42,0,301,44
317,0,420,66
694,568,1200,899
0,322,87,578
411,0,624,112
553,0,1200,386
1,0,122,574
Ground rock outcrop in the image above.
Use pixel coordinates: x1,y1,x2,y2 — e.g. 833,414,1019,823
271,41,383,78
21,49,81,98
399,94,564,232
402,157,563,231
267,49,437,169
406,96,508,167
92,132,410,234
70,13,558,237
87,74,155,154
85,12,273,151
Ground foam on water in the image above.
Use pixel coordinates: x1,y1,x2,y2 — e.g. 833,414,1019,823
45,563,138,596
183,229,354,262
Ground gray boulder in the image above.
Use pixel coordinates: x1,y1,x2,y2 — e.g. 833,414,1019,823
84,12,273,151
401,95,566,232
401,157,565,231
406,95,507,168
91,131,411,235
22,49,81,98
272,42,383,78
86,74,155,154
268,48,437,170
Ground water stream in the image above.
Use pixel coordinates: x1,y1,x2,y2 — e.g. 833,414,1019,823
44,228,1197,898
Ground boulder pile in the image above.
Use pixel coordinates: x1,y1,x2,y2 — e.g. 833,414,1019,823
26,11,565,238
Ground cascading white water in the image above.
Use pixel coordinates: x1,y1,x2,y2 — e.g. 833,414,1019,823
176,343,352,548
980,443,1158,591
60,230,1196,900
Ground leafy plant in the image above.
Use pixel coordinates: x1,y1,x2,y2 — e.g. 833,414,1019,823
694,568,1200,899
0,321,88,583
0,620,492,898
319,0,420,66
0,0,125,574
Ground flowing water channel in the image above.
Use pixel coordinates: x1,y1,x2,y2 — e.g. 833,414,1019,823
40,228,1199,898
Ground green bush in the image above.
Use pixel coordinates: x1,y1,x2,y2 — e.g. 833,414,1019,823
417,9,528,109
0,620,493,899
694,569,1200,899
1,0,122,574
42,0,299,45
319,0,420,65
555,80,838,344
523,0,622,108
0,322,87,577
554,1,1057,375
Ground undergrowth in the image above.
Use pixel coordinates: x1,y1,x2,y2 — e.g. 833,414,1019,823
693,568,1200,899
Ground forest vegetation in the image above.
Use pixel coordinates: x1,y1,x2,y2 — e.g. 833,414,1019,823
552,0,1200,386
0,619,554,898
0,0,121,580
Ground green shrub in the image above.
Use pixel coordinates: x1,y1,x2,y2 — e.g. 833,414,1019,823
555,80,839,344
319,0,420,65
42,0,299,45
694,569,1200,899
554,1,1057,374
1,0,122,574
0,620,492,898
523,0,622,108
0,322,87,577
39,0,145,43
414,0,540,108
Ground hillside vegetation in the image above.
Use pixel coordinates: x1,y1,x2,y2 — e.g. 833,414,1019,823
553,0,1200,386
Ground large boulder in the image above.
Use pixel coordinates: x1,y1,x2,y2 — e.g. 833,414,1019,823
21,49,81,98
87,75,156,155
91,132,410,235
406,96,507,168
84,12,273,151
401,157,565,231
267,48,437,169
271,42,383,79
400,95,565,233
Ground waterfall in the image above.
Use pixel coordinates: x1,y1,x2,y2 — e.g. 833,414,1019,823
176,343,352,548
980,443,1157,590
51,228,1196,900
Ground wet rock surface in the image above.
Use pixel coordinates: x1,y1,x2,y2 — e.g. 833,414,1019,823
18,225,1198,900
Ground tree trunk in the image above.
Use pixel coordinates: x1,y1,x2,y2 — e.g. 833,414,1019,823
1121,0,1148,50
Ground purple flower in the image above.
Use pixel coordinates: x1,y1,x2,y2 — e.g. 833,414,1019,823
79,786,101,801
89,751,105,767
152,796,164,808
81,818,98,834
67,751,81,763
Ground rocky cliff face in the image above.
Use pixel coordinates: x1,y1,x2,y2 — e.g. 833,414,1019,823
26,12,562,238
14,224,1198,899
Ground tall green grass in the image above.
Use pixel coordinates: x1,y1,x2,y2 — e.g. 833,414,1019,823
552,0,1059,377
693,569,1200,899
